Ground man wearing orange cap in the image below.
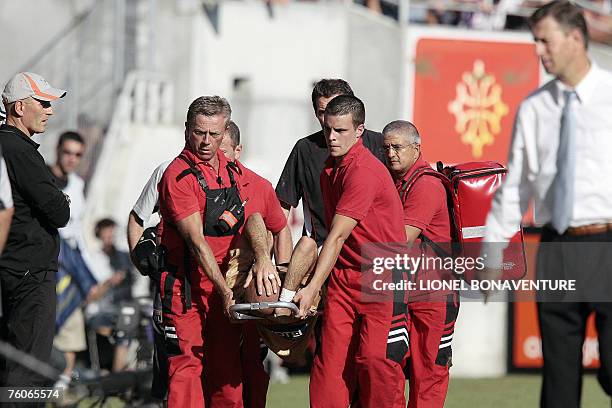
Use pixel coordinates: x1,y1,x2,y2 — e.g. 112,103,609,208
0,72,70,389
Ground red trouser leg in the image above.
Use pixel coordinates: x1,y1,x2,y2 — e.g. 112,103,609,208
310,269,359,408
355,277,407,408
240,322,270,408
407,293,459,408
204,292,245,408
161,271,208,408
310,269,407,408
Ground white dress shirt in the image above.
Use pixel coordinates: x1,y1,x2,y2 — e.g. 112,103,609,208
485,62,612,245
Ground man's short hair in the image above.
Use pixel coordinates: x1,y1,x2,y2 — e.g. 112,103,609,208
57,131,85,148
324,95,365,128
95,218,116,238
186,96,231,128
311,79,353,110
528,0,589,49
382,120,421,145
226,121,240,147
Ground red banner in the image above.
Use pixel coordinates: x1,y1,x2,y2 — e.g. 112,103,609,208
413,38,540,165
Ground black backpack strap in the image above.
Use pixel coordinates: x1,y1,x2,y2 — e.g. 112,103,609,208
399,166,440,203
399,166,457,259
183,245,192,310
177,154,208,191
226,161,242,186
419,234,451,258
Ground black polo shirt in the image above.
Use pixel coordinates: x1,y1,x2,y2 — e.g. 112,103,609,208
275,129,385,246
0,124,70,273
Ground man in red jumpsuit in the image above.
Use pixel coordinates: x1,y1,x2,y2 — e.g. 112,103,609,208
294,95,408,407
383,120,459,408
204,121,292,408
157,96,289,407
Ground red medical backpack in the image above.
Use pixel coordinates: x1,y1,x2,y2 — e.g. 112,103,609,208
399,161,526,281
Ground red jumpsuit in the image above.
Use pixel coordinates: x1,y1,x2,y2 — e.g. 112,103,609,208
158,148,235,407
158,149,286,407
310,140,409,407
396,156,460,408
203,162,287,408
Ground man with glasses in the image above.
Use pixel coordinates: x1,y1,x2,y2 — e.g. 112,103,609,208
49,131,98,388
0,72,70,390
383,120,457,408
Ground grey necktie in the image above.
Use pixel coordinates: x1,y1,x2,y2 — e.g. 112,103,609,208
551,90,577,234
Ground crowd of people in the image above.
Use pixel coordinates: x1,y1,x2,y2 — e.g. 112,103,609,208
0,1,611,407
357,0,612,44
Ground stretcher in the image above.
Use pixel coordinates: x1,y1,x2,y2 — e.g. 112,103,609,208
225,247,320,364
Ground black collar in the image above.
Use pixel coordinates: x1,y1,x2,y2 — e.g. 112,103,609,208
0,124,41,149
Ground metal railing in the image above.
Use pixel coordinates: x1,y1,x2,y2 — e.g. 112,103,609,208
17,0,132,180
84,69,173,196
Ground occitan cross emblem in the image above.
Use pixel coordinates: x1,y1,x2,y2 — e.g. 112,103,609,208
448,60,509,158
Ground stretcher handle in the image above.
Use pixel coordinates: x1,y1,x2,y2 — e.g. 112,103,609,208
229,301,299,320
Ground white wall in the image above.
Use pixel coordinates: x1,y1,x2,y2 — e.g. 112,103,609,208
189,2,350,183
0,0,93,84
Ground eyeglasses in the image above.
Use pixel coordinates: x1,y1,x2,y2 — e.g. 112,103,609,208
382,143,418,154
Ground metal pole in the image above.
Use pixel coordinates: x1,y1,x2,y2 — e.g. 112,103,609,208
399,0,410,26
114,0,126,95
149,0,158,71
68,23,80,130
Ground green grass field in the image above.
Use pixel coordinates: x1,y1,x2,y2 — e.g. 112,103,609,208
267,374,610,407
71,373,610,407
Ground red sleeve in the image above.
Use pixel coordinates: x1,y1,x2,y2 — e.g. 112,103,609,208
403,176,445,230
158,165,201,223
335,165,378,221
262,180,287,234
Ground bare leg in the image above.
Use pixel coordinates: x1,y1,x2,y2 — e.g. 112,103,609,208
284,236,318,291
112,344,129,372
63,351,76,377
276,236,318,317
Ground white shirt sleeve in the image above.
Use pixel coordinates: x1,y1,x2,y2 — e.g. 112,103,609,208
0,156,13,210
483,104,534,266
132,161,170,223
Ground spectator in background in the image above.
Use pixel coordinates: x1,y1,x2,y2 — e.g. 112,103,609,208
87,218,134,372
0,72,69,390
49,131,98,388
584,0,612,44
50,132,87,247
